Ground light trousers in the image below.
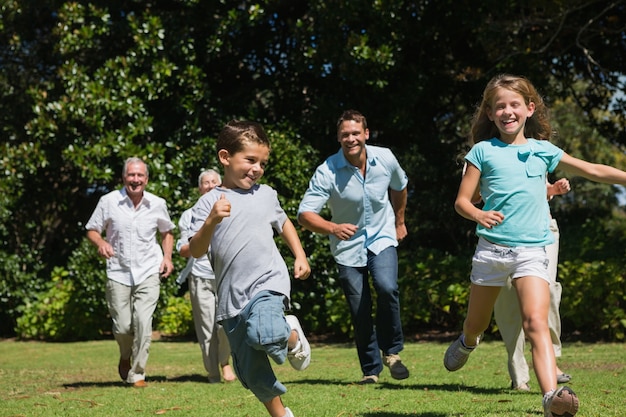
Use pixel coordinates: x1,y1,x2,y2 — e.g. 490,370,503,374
493,218,562,387
106,273,160,383
188,273,232,382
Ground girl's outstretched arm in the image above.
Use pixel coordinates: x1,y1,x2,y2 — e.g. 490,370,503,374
558,153,626,185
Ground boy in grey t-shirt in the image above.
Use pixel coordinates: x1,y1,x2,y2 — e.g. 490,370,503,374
189,120,311,417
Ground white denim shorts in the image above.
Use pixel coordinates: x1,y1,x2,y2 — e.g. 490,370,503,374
470,237,550,286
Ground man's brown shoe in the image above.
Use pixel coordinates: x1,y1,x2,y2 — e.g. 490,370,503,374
132,380,147,388
118,358,131,380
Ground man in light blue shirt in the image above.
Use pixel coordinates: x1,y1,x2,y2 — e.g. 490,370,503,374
298,110,409,384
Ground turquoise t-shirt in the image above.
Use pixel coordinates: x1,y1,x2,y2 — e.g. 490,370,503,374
465,138,564,247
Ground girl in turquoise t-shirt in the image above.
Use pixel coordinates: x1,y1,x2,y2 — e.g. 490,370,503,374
445,73,626,417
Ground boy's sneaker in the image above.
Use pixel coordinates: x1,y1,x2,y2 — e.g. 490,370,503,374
285,315,311,371
284,407,295,417
444,335,477,371
543,386,579,417
383,354,409,380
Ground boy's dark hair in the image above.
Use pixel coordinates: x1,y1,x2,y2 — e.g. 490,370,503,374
216,120,271,156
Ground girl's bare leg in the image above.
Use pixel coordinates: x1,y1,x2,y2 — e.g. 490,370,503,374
463,284,501,346
513,275,556,394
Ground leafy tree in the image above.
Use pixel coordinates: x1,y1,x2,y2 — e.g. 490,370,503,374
1,0,625,339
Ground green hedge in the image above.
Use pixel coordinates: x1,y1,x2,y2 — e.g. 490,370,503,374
12,244,626,342
559,259,626,341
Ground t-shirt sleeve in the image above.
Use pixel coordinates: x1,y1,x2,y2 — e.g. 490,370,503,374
269,187,288,234
464,144,484,172
189,195,212,235
544,141,564,173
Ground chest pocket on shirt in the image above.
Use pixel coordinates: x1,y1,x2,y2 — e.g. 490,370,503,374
367,176,391,213
526,156,546,177
518,148,546,178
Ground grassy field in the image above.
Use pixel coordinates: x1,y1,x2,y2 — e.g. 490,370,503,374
0,336,624,416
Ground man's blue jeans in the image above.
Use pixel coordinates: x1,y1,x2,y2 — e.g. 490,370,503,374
337,246,404,377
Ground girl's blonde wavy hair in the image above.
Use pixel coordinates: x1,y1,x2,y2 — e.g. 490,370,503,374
470,74,552,145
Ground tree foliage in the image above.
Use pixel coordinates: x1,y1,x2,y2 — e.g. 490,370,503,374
1,0,625,339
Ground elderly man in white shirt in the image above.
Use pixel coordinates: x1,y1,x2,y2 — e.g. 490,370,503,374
86,157,175,388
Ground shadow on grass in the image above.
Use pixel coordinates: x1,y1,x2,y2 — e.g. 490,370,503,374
362,413,448,417
376,381,510,395
286,378,523,396
63,375,523,399
63,373,209,389
63,381,126,388
165,373,213,383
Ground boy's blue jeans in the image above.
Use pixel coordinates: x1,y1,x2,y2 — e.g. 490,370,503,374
337,246,404,377
221,290,290,403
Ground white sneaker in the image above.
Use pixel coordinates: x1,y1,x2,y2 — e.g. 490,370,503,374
284,407,295,417
444,335,477,371
285,315,311,370
543,386,579,417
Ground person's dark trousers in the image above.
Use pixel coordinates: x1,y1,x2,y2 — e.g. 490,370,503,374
338,246,404,377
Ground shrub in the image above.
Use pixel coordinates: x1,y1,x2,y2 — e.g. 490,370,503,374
399,247,473,332
15,267,88,341
157,293,194,337
0,247,47,337
559,259,626,341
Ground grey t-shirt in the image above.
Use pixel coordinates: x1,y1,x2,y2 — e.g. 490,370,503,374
190,184,291,322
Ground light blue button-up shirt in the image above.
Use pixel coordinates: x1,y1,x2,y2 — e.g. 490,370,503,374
298,145,408,267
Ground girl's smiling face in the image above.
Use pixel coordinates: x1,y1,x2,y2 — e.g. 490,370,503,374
488,87,535,143
219,141,269,190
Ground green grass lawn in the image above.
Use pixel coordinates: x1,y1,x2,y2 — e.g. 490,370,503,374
0,337,624,416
